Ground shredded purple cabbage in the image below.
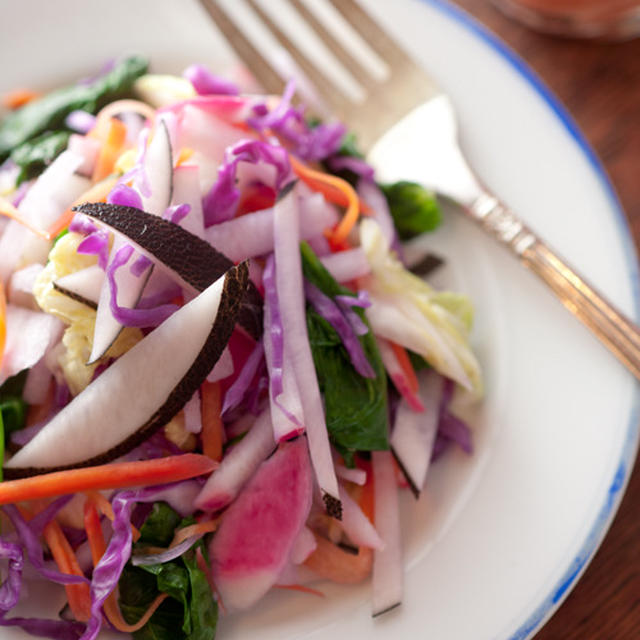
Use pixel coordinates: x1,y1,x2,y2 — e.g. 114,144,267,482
0,541,23,611
335,291,371,335
107,183,143,210
262,254,302,427
107,244,178,328
137,282,183,310
163,202,191,225
305,281,375,378
132,535,199,567
130,254,153,277
65,110,96,134
436,378,473,455
222,338,264,416
11,180,30,208
202,139,291,226
0,615,84,639
183,64,239,96
247,80,345,162
120,128,151,198
69,214,98,236
326,154,375,180
76,230,110,270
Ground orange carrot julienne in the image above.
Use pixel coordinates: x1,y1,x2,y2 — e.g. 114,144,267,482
0,454,218,506
303,534,373,584
92,118,128,182
43,519,92,622
2,88,41,109
46,174,119,240
0,197,51,239
289,155,362,244
389,341,419,395
274,583,325,598
176,147,195,166
201,381,224,462
83,498,107,566
103,592,169,633
171,519,219,547
84,489,142,542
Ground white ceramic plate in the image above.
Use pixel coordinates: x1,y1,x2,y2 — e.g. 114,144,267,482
1,1,639,639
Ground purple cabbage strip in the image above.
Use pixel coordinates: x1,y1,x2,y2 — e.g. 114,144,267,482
107,244,178,328
130,254,153,277
76,230,110,270
0,615,84,640
183,64,239,96
326,154,375,180
0,541,23,611
437,378,473,454
11,180,30,208
163,203,191,225
246,368,269,416
65,110,97,134
137,282,183,310
262,254,302,427
202,139,292,226
1,498,89,586
304,281,375,378
335,292,370,336
221,338,264,416
69,214,98,236
107,183,143,210
132,535,199,567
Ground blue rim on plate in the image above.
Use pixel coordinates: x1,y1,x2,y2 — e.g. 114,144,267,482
419,1,640,638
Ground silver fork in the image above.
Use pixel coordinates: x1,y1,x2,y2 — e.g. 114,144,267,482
198,0,640,381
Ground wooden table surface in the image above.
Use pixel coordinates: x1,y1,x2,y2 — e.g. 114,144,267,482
452,3,640,638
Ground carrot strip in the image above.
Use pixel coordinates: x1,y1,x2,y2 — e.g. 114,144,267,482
389,342,419,395
92,118,128,182
274,583,325,598
176,147,195,166
83,498,107,566
2,88,41,110
91,99,156,140
84,489,142,542
43,519,92,621
0,197,51,239
200,382,224,462
303,534,373,584
171,519,219,547
45,174,119,240
103,592,168,633
0,454,218,506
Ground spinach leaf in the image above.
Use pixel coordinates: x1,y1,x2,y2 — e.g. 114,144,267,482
301,243,388,465
379,180,442,239
10,130,71,185
119,504,218,639
0,371,28,446
0,55,148,161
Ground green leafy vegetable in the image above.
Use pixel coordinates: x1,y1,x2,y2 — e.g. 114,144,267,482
10,130,71,185
119,503,218,639
0,371,28,446
301,243,388,465
0,55,148,161
379,180,442,239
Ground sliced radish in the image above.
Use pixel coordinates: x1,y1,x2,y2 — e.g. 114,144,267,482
339,485,384,551
377,337,425,412
87,239,153,363
0,305,63,387
5,264,247,477
8,263,44,308
320,247,371,284
209,437,312,611
390,369,444,496
140,119,173,216
23,358,53,406
76,202,263,339
273,186,341,516
206,345,234,383
195,408,274,512
53,264,105,309
204,193,337,262
371,450,403,617
183,391,202,434
289,526,317,565
171,165,205,239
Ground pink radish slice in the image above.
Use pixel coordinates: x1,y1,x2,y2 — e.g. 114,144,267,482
5,264,247,477
339,485,384,551
53,264,105,308
23,358,53,406
195,408,275,512
9,263,44,308
0,305,63,386
390,369,444,496
376,337,425,412
209,437,312,611
206,345,234,383
183,391,202,434
335,461,366,486
273,185,341,516
76,202,264,340
87,239,153,363
204,192,337,263
67,134,100,177
289,526,317,565
371,450,403,617
140,119,173,216
171,165,205,239
319,247,370,284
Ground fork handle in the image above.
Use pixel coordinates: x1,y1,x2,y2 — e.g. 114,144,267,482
469,193,640,380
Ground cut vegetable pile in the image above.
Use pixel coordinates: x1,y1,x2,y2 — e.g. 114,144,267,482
0,58,482,639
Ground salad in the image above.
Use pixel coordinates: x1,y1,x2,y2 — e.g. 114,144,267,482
0,57,482,639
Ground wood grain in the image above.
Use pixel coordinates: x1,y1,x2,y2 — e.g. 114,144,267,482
452,2,640,638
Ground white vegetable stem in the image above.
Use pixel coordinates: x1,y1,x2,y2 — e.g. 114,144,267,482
371,450,403,616
273,186,340,505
